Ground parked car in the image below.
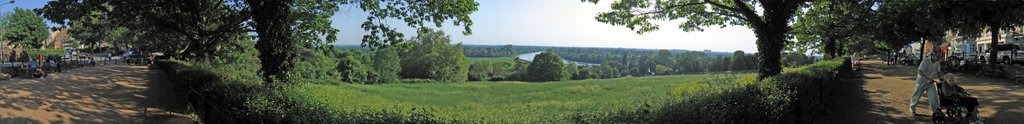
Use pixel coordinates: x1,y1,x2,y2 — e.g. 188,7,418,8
980,44,1024,65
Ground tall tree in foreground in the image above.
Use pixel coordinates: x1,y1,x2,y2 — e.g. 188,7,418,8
247,0,295,85
584,0,810,79
790,0,877,59
2,8,48,49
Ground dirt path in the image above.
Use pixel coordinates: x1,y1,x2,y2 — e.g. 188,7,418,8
0,65,192,124
831,60,1024,123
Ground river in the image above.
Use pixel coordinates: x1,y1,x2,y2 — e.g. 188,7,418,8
515,51,599,66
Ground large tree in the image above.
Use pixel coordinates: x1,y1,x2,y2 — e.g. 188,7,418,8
790,0,877,59
399,29,469,82
2,8,48,49
944,1,1024,67
585,0,810,79
41,0,480,84
528,50,569,81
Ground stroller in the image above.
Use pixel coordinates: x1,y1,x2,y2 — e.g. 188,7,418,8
931,76,981,124
31,68,46,78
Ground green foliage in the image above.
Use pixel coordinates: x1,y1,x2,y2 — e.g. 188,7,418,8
636,55,656,76
358,0,479,49
19,49,64,61
291,49,340,80
675,51,709,73
468,61,493,81
1,8,49,49
563,62,579,79
654,50,675,67
335,50,370,83
790,0,878,58
527,50,568,81
399,30,469,82
654,65,672,75
510,59,531,81
573,58,851,123
369,47,401,83
586,0,810,79
467,57,515,81
730,51,757,70
781,52,815,67
463,44,520,57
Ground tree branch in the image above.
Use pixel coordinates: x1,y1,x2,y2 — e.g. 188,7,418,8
631,1,748,21
730,0,764,25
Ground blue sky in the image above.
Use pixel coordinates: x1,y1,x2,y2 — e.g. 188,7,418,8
8,0,759,52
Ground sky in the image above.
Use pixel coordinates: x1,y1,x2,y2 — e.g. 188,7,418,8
6,0,760,52
332,0,758,52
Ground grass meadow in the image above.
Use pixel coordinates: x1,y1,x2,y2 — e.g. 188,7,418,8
291,73,757,123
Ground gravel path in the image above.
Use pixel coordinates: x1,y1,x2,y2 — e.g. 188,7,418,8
0,65,192,124
829,60,1024,124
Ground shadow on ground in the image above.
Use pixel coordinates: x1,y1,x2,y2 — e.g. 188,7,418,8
0,65,193,124
825,60,1024,124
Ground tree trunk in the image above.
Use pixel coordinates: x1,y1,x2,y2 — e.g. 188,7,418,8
989,24,1000,68
249,0,295,85
837,39,845,57
824,38,836,59
751,1,800,79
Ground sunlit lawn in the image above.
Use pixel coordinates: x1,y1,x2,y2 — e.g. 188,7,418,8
293,73,756,123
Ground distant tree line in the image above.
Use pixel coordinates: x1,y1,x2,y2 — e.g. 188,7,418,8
463,49,816,82
312,30,470,83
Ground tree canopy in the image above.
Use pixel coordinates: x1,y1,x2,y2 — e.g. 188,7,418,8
585,0,811,79
2,8,48,49
528,50,568,81
40,0,480,84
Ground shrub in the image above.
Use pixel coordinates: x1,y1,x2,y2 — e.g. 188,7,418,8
159,59,461,123
19,48,64,61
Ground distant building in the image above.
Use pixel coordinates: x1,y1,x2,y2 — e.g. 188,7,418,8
44,27,71,49
973,28,1024,52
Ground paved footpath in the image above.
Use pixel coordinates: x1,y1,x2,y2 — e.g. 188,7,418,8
0,65,192,124
828,60,1024,124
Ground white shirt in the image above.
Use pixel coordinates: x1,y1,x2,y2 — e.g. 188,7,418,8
917,57,941,81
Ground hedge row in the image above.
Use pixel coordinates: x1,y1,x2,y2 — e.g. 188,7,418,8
157,60,457,123
573,58,853,123
15,49,64,61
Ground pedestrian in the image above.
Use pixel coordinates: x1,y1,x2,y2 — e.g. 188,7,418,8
48,59,57,73
910,52,941,115
28,59,37,75
107,51,112,65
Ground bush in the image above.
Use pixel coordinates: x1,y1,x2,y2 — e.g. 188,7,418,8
574,58,851,123
19,48,64,61
159,59,461,123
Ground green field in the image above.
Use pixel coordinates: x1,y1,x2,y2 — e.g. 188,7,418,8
467,57,516,65
293,73,756,123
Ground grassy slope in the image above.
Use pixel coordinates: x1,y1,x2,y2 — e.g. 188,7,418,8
293,73,756,123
